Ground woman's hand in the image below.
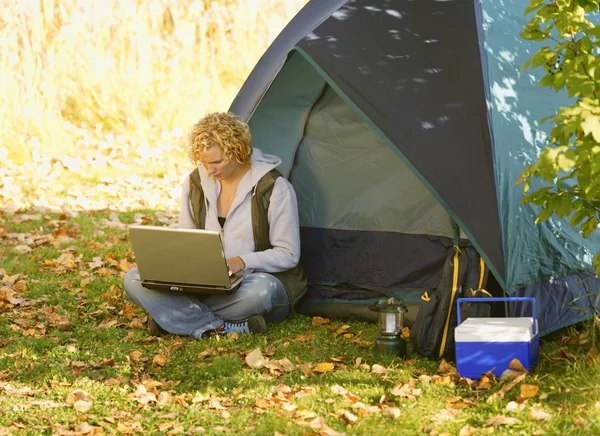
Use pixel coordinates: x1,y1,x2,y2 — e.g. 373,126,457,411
226,256,246,275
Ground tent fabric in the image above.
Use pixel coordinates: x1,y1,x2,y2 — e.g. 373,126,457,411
295,0,504,283
480,0,600,290
229,0,600,336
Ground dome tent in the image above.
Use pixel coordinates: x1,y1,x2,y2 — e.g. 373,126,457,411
228,0,600,335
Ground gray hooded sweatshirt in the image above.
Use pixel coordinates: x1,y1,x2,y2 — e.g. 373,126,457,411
177,148,301,273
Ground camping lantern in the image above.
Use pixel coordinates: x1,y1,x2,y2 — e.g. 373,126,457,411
370,297,408,358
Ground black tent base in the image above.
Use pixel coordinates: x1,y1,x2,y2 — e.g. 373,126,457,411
295,298,420,326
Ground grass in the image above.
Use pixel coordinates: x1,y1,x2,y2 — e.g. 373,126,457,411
1,210,600,435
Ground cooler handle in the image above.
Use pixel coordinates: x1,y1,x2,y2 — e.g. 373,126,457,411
456,297,537,336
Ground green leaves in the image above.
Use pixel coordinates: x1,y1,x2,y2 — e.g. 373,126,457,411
519,1,600,275
581,112,600,142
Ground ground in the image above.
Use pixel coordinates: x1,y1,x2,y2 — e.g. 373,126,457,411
1,206,600,435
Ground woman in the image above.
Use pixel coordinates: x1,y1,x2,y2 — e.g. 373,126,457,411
124,112,306,338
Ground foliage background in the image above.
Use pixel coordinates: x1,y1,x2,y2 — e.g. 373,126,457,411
0,0,306,212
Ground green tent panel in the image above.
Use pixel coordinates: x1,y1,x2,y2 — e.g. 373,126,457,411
230,0,600,334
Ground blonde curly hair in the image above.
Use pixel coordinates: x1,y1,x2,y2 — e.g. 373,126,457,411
188,112,253,166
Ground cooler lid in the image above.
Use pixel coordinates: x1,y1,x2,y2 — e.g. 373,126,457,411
455,317,535,342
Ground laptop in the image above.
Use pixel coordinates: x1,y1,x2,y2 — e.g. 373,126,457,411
128,225,248,294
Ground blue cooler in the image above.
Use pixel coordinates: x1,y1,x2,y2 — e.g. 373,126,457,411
455,297,539,379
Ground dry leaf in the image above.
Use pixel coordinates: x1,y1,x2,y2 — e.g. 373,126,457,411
314,362,335,374
430,408,460,422
418,375,432,384
73,399,93,412
486,372,527,404
158,423,174,432
529,408,551,421
506,401,522,411
65,389,93,405
312,316,331,326
458,425,478,436
391,384,416,401
340,410,358,425
557,347,576,361
298,363,313,377
245,348,265,369
520,384,539,399
153,353,168,367
509,358,527,372
157,391,172,405
308,416,345,436
500,369,522,381
129,350,143,361
438,359,458,376
484,416,520,427
476,375,492,390
371,364,386,374
586,346,598,361
381,406,401,420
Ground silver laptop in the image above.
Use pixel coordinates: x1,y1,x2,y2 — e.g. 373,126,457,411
128,225,247,294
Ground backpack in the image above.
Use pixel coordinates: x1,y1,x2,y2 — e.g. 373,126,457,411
410,245,490,360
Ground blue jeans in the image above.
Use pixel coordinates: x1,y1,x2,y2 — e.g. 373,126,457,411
123,267,290,339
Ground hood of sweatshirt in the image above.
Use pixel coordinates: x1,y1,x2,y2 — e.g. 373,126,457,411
196,148,282,207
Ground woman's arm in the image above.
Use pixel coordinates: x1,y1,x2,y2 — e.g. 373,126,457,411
239,178,301,272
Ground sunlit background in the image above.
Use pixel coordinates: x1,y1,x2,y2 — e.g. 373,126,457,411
0,0,306,211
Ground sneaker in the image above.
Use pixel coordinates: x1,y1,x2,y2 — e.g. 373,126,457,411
223,315,267,335
148,317,168,336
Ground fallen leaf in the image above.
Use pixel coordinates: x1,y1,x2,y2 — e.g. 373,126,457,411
312,316,331,326
129,350,143,361
484,416,520,427
418,375,432,384
295,334,316,342
486,372,527,404
371,364,386,374
586,346,598,361
245,348,265,369
307,416,344,436
557,347,576,361
340,410,358,424
458,425,478,436
153,353,168,367
509,358,527,372
298,363,313,377
65,389,93,405
381,406,401,420
116,422,143,434
430,408,460,422
314,362,335,374
73,400,93,412
157,391,172,405
476,375,492,390
132,384,156,405
506,401,522,411
391,384,416,401
438,359,458,376
529,408,551,421
500,369,522,381
520,384,539,399
14,245,32,254
158,423,174,432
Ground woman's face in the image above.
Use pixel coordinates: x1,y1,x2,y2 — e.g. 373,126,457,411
199,146,236,180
